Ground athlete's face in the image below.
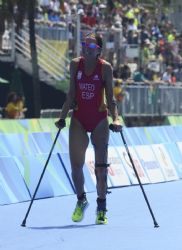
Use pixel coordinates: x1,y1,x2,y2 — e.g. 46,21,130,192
82,37,101,59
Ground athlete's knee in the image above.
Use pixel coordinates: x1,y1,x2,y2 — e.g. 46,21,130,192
93,143,108,163
93,142,108,152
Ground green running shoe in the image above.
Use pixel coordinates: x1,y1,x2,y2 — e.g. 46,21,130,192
96,210,108,225
72,199,89,222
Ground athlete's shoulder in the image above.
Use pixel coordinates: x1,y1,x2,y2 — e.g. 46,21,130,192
101,59,113,73
101,59,112,68
71,57,83,65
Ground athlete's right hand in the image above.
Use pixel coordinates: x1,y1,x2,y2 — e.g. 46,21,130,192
55,118,66,129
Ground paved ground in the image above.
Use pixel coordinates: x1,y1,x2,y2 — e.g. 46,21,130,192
1,180,182,250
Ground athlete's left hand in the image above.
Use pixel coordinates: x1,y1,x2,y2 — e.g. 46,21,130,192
55,118,66,129
109,120,122,132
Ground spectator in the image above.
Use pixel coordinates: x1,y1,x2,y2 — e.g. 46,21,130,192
113,80,125,102
161,65,173,84
133,67,148,83
5,92,27,119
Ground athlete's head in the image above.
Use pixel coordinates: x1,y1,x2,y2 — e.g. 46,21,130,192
81,33,102,59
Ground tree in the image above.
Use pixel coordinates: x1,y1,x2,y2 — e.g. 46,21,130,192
27,0,41,117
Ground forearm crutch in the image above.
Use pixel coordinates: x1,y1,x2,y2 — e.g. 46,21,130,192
21,128,61,227
109,124,159,228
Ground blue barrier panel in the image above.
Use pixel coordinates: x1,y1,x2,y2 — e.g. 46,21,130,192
123,127,143,145
164,143,182,178
110,129,124,146
0,123,182,206
156,126,179,143
0,157,30,205
27,134,40,155
0,134,11,156
0,133,30,156
161,126,179,143
108,133,116,146
57,130,69,153
133,127,152,145
29,132,61,154
14,153,74,199
144,126,168,144
173,126,182,141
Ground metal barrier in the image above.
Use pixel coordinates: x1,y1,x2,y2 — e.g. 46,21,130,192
118,84,182,117
15,28,70,81
35,25,68,41
40,109,73,118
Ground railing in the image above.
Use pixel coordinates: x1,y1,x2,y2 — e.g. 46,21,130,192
15,28,70,81
35,25,68,41
118,84,182,117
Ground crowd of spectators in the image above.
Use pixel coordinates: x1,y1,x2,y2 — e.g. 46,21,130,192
35,1,182,84
34,0,182,103
1,0,182,108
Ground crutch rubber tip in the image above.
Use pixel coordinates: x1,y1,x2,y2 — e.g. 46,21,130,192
21,220,26,227
154,223,159,228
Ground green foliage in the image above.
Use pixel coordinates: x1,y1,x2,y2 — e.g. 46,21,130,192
55,78,70,93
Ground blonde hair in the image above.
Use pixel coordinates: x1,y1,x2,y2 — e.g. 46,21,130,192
84,32,96,40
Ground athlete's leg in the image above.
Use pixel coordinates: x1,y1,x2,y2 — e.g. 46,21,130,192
90,118,109,200
69,116,89,198
91,118,109,224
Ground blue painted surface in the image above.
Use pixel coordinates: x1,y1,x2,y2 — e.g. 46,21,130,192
0,181,182,250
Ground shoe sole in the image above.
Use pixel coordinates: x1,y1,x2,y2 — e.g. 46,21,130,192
72,202,89,222
96,220,108,225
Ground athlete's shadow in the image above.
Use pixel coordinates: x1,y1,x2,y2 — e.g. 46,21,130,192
28,224,97,230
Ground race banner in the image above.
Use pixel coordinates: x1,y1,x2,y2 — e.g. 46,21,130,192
107,146,131,187
134,145,165,183
151,144,179,181
164,143,182,178
116,146,150,184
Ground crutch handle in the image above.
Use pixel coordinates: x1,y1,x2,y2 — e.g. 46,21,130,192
109,124,122,132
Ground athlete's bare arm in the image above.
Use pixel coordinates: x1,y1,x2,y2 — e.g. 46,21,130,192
103,62,120,123
59,58,79,119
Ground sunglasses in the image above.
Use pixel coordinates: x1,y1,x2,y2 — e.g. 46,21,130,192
81,42,100,49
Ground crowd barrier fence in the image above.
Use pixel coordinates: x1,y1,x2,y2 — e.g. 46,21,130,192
118,84,182,116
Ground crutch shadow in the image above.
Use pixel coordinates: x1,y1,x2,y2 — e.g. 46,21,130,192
28,224,97,230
